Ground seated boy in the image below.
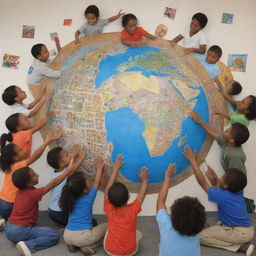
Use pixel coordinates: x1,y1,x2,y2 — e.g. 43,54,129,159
103,155,148,256
190,110,249,174
184,146,254,256
156,163,206,256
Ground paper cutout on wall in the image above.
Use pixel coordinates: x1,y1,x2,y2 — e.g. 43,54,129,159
2,54,20,69
22,25,35,39
164,7,176,19
227,54,248,72
50,49,57,57
155,24,168,38
50,32,61,52
221,13,234,24
63,19,72,26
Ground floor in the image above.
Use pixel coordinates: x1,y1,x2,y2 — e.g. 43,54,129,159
0,212,255,256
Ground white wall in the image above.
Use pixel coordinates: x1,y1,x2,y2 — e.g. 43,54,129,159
0,0,255,215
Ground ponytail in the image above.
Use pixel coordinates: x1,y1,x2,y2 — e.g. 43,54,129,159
0,133,13,149
0,143,17,172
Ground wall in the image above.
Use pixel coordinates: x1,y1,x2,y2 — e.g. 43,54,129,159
0,0,255,215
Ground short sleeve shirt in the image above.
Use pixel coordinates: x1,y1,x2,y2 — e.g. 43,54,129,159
181,29,207,48
121,27,148,42
78,19,109,36
9,103,30,117
156,209,200,256
104,199,141,255
231,110,249,127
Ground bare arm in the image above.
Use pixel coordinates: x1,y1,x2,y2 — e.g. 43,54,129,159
144,33,157,41
108,10,124,22
31,111,54,133
121,39,146,47
93,156,106,189
171,34,184,44
70,145,87,171
28,98,40,110
214,111,231,120
184,45,206,55
136,167,148,204
215,77,224,92
222,91,239,106
75,30,81,44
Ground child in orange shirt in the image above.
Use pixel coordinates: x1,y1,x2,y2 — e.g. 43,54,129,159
103,155,148,256
0,129,63,230
0,112,54,158
121,14,157,47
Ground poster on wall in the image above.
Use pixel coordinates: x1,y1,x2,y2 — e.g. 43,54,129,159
22,25,35,39
164,7,176,19
227,54,248,72
221,13,234,24
155,24,168,38
2,54,20,69
63,19,72,26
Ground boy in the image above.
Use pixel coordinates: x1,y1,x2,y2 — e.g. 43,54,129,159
4,146,86,256
184,146,254,256
190,110,249,173
103,155,148,256
156,163,206,256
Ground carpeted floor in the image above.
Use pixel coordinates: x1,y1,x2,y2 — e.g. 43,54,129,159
0,212,255,256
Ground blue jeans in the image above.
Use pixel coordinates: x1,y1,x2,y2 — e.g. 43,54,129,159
5,222,60,253
0,199,13,220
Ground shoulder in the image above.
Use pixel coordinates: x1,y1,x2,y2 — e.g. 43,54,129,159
98,18,108,25
12,160,28,171
137,27,148,34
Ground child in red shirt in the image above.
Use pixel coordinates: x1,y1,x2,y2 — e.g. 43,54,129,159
120,14,157,47
103,155,148,256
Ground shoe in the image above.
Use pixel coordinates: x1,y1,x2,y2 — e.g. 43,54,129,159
80,247,96,255
66,244,79,252
246,244,255,256
0,218,5,231
16,241,31,256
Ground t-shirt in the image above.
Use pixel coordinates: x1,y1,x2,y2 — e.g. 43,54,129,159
9,103,30,117
0,160,27,203
208,187,251,227
216,136,246,173
49,170,67,211
181,29,207,49
66,187,97,231
156,209,200,256
121,27,148,42
194,53,221,79
231,110,249,127
9,187,44,226
27,58,61,85
104,199,141,255
12,130,33,158
78,19,109,36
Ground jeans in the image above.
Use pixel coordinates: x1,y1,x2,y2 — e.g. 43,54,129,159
0,199,13,220
5,222,60,253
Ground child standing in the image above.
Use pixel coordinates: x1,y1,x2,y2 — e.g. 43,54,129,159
75,5,124,44
60,157,107,255
120,14,157,47
170,13,208,54
184,146,254,256
103,155,148,256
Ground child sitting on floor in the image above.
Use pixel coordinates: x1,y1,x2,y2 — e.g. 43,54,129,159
184,146,254,256
156,163,206,256
120,13,157,47
170,12,208,54
103,155,148,256
75,5,124,44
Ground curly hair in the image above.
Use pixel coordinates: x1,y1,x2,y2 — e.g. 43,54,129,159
192,13,208,29
245,95,256,120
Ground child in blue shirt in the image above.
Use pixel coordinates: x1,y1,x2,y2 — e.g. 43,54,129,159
156,164,206,256
184,146,254,256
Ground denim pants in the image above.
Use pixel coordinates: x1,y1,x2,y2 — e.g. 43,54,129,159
0,199,13,220
5,222,60,253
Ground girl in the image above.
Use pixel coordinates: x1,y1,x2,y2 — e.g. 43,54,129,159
120,13,157,47
0,129,63,229
59,157,107,255
0,112,54,158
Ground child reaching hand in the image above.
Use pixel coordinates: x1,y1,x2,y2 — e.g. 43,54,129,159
121,14,157,47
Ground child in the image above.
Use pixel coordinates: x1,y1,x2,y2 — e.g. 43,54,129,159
75,5,124,44
121,13,157,47
2,85,52,118
103,155,148,256
184,146,255,256
170,13,208,54
0,112,54,157
227,81,242,96
60,156,107,255
0,129,62,229
190,110,249,174
4,148,84,256
156,164,206,256
27,44,61,86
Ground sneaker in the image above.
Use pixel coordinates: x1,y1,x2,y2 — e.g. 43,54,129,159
16,241,31,256
246,244,255,256
66,244,79,252
80,247,96,255
0,218,5,231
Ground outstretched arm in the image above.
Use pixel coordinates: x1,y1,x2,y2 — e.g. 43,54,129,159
108,10,124,22
184,45,206,55
136,167,148,204
170,34,184,46
121,39,147,47
222,90,239,106
93,156,106,189
31,111,55,133
214,111,231,121
144,33,157,41
156,164,176,212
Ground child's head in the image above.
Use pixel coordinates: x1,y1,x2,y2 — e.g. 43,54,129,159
47,147,72,169
228,81,242,96
0,144,26,172
219,168,247,192
237,95,256,120
108,182,129,207
206,45,222,64
2,86,27,105
190,13,208,34
12,167,39,189
122,14,138,35
84,5,99,25
31,44,49,62
170,196,205,236
223,123,249,146
59,172,89,213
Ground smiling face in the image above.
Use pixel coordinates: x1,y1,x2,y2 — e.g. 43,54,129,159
237,96,251,114
205,50,220,64
125,19,138,35
85,13,98,25
190,18,201,34
37,45,49,62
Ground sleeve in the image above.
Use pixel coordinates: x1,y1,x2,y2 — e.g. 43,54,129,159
87,187,97,204
104,198,113,214
139,27,148,36
31,188,44,203
156,209,172,234
213,66,221,79
78,23,87,33
40,65,61,78
199,31,207,45
129,199,142,216
215,136,226,147
99,19,109,26
208,187,225,205
120,30,128,40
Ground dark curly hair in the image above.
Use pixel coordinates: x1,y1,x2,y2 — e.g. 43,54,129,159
12,167,31,189
171,196,206,236
31,44,45,59
192,13,208,29
122,13,137,27
108,182,129,207
208,45,222,59
229,81,242,96
47,147,63,169
245,95,256,120
224,168,247,192
84,5,99,17
231,123,249,146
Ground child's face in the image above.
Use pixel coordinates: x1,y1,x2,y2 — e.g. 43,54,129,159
37,45,49,62
85,13,98,25
237,96,251,114
15,86,27,102
223,127,235,145
18,114,31,131
58,149,72,168
28,168,39,186
125,19,138,35
14,144,27,162
205,50,220,64
190,18,201,34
